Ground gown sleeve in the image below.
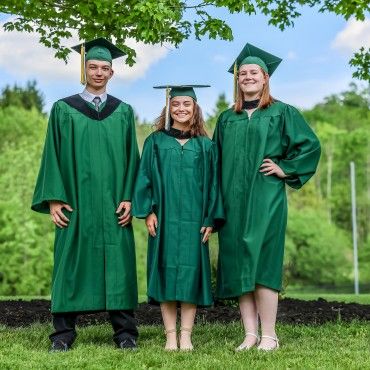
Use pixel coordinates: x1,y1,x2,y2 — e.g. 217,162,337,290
212,112,224,169
131,134,154,218
278,105,321,189
122,106,140,201
203,141,225,230
31,102,68,214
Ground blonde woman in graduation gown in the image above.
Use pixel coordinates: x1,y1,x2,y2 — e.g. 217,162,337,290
214,44,321,351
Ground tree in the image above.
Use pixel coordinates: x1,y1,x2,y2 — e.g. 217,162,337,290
314,121,346,223
206,93,230,131
1,0,369,79
0,80,45,113
302,83,370,243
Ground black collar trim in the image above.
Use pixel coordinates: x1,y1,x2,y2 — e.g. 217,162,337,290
161,127,193,139
61,94,122,120
242,99,260,110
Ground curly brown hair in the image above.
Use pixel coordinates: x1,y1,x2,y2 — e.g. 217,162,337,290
154,99,208,137
234,67,275,113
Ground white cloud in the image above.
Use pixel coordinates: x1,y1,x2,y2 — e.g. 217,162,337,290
212,54,228,63
309,56,329,64
274,75,353,109
332,18,370,53
286,51,298,60
0,25,170,82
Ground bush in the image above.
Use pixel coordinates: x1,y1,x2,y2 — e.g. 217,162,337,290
285,207,352,286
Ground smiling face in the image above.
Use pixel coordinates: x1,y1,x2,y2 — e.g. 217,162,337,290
85,59,114,92
170,96,195,127
238,64,267,100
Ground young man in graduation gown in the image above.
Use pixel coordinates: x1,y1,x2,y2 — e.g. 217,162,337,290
31,38,140,351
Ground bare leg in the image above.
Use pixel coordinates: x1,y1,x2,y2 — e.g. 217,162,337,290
254,286,279,350
160,301,178,350
179,303,196,350
236,292,259,350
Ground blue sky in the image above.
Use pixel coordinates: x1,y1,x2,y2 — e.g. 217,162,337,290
0,7,369,121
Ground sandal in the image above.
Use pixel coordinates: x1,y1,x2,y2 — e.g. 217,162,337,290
235,332,259,351
179,327,193,351
164,328,178,351
257,335,279,351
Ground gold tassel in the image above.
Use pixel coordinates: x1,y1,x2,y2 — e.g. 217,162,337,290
165,87,171,131
80,44,86,85
233,62,238,103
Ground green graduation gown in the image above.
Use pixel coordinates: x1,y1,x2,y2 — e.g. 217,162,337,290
132,131,224,306
214,101,321,298
31,94,140,313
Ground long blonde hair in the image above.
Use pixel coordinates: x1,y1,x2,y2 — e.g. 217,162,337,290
155,100,208,137
234,68,275,113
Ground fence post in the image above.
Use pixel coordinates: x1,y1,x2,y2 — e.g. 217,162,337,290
350,161,359,295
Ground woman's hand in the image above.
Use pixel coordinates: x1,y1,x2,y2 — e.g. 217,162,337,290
259,158,287,179
49,201,73,228
116,201,132,227
200,226,213,243
146,213,158,237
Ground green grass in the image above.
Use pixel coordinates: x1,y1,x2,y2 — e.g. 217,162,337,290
0,322,369,369
285,293,370,305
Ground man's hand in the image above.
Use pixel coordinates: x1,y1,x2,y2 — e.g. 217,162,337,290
145,213,158,237
116,201,132,227
200,226,213,243
49,201,73,228
259,158,287,179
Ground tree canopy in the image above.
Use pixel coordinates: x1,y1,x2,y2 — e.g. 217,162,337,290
1,0,369,80
0,80,45,113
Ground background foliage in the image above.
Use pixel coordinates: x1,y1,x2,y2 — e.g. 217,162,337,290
0,81,369,296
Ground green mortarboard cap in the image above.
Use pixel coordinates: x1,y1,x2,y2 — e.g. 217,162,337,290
71,37,126,63
228,43,282,76
153,85,210,130
153,84,210,101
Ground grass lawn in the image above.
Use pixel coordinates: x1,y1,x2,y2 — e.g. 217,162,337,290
1,322,369,369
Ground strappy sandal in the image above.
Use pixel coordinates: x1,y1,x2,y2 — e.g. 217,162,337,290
164,328,178,351
235,332,260,351
179,327,193,351
257,335,279,351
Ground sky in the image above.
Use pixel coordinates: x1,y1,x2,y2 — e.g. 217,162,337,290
0,7,369,121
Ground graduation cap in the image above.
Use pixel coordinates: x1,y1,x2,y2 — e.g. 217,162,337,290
71,38,126,85
228,43,282,101
153,85,210,130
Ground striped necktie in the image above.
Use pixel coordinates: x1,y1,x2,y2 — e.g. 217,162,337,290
92,96,101,111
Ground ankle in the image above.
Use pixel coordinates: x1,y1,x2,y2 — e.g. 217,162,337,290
164,328,178,350
180,327,192,335
261,331,277,339
165,328,177,334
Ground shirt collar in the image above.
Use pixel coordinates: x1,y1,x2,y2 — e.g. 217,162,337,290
80,88,107,104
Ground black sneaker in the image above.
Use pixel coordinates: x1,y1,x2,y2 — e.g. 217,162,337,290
118,337,137,350
50,340,70,352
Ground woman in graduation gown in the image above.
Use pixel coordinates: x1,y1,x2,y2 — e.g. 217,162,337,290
132,85,224,350
214,44,321,351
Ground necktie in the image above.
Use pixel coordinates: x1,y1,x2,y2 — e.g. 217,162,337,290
92,96,101,111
